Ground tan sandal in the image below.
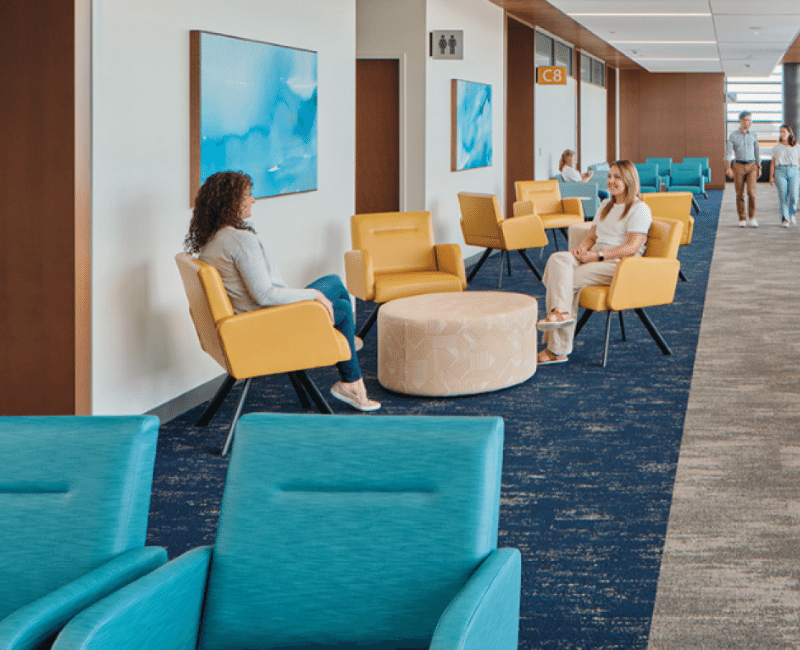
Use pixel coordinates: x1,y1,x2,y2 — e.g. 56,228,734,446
537,349,568,365
537,310,575,331
330,382,381,412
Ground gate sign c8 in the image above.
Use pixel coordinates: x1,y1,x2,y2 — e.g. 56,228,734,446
538,66,567,85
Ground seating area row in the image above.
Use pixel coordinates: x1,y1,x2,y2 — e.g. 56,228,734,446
0,413,521,650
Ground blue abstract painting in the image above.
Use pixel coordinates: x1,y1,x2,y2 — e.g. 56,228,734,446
454,79,492,171
199,32,317,198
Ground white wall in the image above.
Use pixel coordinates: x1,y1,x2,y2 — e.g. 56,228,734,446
534,77,577,180
580,81,607,167
425,0,505,253
91,0,357,414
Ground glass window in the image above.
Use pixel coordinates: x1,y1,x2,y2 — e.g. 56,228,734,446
554,40,573,76
725,66,782,157
580,53,591,81
535,32,553,68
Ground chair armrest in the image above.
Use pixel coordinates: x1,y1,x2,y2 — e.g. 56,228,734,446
607,257,680,311
500,213,548,249
344,249,375,301
561,197,584,218
512,200,533,217
217,301,350,378
51,547,212,650
684,216,694,245
434,244,467,289
0,547,167,650
430,548,521,650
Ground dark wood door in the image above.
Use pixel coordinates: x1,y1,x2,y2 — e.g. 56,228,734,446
355,59,400,214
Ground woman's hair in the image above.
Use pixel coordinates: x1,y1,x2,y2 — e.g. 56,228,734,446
597,160,641,221
558,149,575,171
185,171,255,253
780,124,797,147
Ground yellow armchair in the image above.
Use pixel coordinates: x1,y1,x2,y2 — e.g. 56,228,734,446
345,211,466,337
642,191,694,282
573,218,684,367
457,192,548,288
514,179,585,250
175,253,351,455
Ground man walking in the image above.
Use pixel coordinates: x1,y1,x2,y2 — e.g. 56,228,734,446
725,111,760,227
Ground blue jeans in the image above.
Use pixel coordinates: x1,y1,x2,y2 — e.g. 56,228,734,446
774,165,799,221
306,274,361,383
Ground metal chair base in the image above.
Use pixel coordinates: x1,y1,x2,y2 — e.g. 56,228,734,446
575,307,671,367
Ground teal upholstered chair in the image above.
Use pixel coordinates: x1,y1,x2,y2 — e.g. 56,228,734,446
0,416,167,650
51,413,521,650
668,162,706,213
646,157,672,188
634,163,661,193
554,174,601,218
682,157,710,183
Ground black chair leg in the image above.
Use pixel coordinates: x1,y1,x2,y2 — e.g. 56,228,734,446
294,370,334,414
287,371,312,409
551,230,560,251
574,308,594,337
618,311,626,341
601,310,613,368
517,250,543,281
691,198,700,215
196,375,236,426
634,308,672,356
497,251,506,288
220,377,252,457
679,269,688,282
506,251,512,276
467,248,493,283
357,304,381,339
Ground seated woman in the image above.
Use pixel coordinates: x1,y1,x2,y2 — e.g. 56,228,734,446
536,160,652,365
186,171,380,411
559,149,593,183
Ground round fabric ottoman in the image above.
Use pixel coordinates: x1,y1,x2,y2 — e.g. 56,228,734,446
377,291,538,396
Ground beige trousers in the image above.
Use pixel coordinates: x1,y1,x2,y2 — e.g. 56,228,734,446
733,161,758,220
541,249,617,356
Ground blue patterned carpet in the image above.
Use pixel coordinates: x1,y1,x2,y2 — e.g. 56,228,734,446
148,191,722,649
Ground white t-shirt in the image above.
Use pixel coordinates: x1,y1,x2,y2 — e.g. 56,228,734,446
771,143,800,167
561,165,583,183
592,200,652,255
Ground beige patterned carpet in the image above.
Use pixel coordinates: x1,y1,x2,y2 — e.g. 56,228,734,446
647,183,800,649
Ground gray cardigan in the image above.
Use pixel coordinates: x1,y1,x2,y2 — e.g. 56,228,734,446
198,226,316,314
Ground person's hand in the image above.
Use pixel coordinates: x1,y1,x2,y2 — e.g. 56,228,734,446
726,167,734,180
314,290,334,324
572,247,594,264
585,169,594,179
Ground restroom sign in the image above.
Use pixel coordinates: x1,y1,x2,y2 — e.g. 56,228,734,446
538,66,567,84
430,30,463,59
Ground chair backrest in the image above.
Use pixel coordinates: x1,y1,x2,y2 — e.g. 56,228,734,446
646,157,672,176
634,163,660,187
175,252,233,371
351,211,437,274
0,415,159,620
642,192,693,244
669,162,702,187
644,218,683,260
200,413,504,650
515,179,563,215
457,192,503,247
683,157,709,176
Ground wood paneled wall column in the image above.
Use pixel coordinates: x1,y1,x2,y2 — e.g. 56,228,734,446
618,70,725,188
606,66,617,163
0,0,91,414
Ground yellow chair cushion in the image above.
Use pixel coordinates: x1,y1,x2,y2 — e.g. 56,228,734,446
374,271,464,303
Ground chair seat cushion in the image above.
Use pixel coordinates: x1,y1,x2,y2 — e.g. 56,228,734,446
375,272,463,303
669,185,701,193
579,285,610,312
539,213,583,229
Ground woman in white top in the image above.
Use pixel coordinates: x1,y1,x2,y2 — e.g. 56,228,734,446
769,124,800,226
536,160,653,365
187,171,380,411
559,149,593,183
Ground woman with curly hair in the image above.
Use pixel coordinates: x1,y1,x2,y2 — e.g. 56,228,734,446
186,171,380,411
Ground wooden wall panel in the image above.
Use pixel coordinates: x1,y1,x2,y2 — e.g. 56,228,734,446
606,67,617,163
505,18,535,217
0,1,78,414
619,70,725,189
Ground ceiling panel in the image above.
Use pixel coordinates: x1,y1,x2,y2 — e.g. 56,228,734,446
713,15,800,44
581,16,717,42
718,43,790,60
709,0,800,14
644,59,723,73
722,58,785,76
613,43,719,59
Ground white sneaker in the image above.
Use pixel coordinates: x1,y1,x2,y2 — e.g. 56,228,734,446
782,220,790,228
738,220,747,228
748,219,759,228
792,216,797,225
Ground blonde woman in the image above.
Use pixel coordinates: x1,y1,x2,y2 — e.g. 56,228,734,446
558,149,593,183
537,160,653,365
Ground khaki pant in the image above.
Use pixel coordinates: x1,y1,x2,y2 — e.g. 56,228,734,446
541,249,617,357
733,161,759,220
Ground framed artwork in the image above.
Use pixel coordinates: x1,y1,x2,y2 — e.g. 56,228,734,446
190,31,318,202
451,79,492,171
